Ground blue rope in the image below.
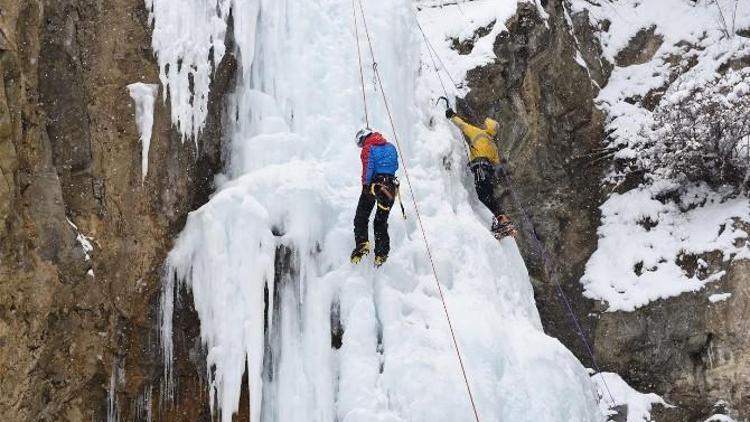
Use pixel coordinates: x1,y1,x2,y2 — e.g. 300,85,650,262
499,168,617,406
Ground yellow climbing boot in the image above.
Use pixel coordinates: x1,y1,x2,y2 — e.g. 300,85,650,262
350,242,371,264
492,214,518,239
374,255,388,268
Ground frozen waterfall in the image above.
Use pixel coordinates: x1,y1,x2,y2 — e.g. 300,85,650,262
154,0,605,421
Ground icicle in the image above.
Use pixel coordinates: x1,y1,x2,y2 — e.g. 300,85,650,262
127,83,159,181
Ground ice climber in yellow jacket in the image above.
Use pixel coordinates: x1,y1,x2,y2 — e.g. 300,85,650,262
446,107,517,239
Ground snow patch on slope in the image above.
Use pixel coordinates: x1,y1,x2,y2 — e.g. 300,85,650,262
583,184,749,311
574,0,750,165
417,0,518,98
67,217,95,263
593,372,668,422
709,292,732,303
573,0,750,311
706,416,737,422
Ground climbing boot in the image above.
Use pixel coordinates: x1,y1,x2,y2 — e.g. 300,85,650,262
374,255,388,268
492,214,518,240
350,242,371,264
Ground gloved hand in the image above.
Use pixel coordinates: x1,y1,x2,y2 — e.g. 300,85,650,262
445,108,456,119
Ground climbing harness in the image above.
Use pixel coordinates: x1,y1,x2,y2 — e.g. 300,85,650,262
353,1,481,421
370,183,392,206
370,179,395,210
370,178,406,220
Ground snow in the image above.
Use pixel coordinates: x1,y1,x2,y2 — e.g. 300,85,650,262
572,0,750,169
127,83,159,181
66,217,94,261
570,0,750,64
417,0,519,97
703,400,739,421
706,415,736,422
155,0,604,421
571,0,750,311
582,184,749,312
709,292,732,303
592,372,668,422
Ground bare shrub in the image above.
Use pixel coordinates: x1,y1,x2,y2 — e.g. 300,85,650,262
646,69,750,193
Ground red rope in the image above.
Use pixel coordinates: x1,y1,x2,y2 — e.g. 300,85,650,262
356,1,480,421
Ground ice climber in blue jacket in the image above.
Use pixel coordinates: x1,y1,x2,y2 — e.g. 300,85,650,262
350,128,399,267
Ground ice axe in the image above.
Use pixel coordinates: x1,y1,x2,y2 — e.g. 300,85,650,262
393,180,407,221
437,96,451,110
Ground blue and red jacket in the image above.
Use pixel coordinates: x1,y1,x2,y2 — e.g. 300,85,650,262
360,132,398,185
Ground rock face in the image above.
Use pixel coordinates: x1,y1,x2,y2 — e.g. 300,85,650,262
0,0,230,419
459,1,749,421
596,252,750,422
456,0,609,362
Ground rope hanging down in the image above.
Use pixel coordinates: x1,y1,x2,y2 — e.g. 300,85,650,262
352,0,370,126
354,1,481,421
414,16,483,123
415,17,461,91
415,18,450,99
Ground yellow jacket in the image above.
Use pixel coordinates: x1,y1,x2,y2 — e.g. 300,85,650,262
450,116,500,164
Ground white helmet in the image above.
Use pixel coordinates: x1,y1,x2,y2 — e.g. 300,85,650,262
355,127,373,148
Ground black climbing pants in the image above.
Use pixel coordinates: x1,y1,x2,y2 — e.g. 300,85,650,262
471,160,505,217
353,175,396,257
